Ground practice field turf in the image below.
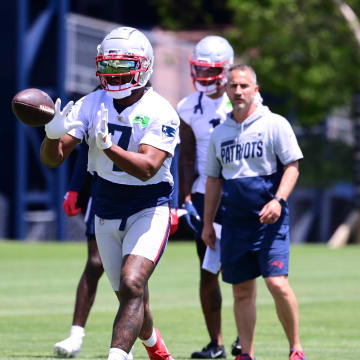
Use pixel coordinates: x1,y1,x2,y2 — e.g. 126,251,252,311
0,240,359,360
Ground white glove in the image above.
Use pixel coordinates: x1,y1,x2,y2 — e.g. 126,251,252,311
96,103,112,150
45,98,82,139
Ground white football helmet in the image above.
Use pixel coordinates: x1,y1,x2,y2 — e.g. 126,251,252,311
96,27,154,99
190,35,234,95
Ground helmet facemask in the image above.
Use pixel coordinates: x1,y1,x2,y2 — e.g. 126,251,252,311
96,53,152,98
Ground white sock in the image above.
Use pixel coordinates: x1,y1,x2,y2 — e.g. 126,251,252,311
108,348,128,360
142,329,157,347
70,325,85,339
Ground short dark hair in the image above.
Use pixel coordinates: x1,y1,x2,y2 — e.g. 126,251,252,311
227,64,257,84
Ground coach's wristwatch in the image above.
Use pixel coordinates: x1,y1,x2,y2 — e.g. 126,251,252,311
273,195,286,207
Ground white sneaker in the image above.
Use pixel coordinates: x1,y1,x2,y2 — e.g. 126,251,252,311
54,336,83,358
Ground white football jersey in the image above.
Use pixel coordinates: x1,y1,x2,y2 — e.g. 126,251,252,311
177,91,232,194
68,88,180,186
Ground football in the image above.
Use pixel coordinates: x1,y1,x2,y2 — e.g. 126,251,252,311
11,88,55,127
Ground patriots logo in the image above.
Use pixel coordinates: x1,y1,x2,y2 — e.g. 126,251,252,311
162,125,176,138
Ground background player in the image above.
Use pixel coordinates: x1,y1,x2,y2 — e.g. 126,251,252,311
177,35,241,359
202,64,306,360
40,26,178,360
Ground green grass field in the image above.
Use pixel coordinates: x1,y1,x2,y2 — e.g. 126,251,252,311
0,240,359,360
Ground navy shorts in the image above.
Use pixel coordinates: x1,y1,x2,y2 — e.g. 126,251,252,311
84,197,95,238
220,219,290,284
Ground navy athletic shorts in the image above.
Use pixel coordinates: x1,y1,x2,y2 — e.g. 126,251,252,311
220,216,290,284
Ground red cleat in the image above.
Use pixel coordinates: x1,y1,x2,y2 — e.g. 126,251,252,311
143,328,174,360
289,350,306,360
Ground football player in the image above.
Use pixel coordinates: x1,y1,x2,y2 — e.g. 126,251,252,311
41,27,178,360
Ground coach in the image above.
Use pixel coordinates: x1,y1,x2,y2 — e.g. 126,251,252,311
202,64,306,360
